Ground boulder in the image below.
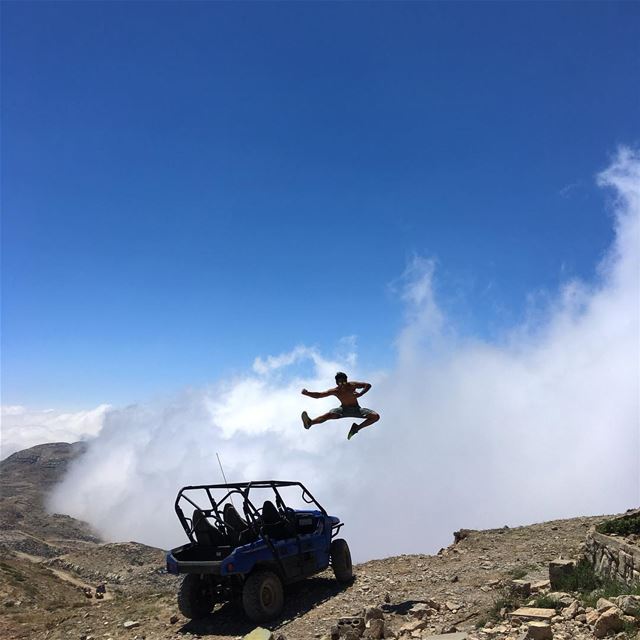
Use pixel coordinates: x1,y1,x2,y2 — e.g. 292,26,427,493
508,580,532,598
363,607,384,622
548,560,575,590
545,592,574,607
561,600,579,619
510,607,555,622
524,622,553,640
362,618,385,639
596,597,617,612
593,608,624,638
615,595,640,616
531,580,551,593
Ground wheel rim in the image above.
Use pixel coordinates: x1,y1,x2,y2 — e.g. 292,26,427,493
261,583,275,609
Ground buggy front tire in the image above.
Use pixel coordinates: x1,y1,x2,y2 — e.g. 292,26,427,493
242,569,284,622
331,538,353,583
177,574,214,619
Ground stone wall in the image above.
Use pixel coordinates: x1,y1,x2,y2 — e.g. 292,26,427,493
585,513,640,586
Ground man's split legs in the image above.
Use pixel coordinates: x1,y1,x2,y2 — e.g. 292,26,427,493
301,411,341,429
347,412,380,440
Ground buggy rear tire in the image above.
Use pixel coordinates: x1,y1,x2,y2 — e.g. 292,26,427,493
242,569,284,622
331,538,353,583
177,574,214,619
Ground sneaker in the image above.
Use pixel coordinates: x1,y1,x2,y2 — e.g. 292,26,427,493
301,411,312,430
347,424,359,440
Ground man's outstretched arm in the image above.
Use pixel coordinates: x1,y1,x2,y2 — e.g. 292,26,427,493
352,381,372,397
301,388,335,399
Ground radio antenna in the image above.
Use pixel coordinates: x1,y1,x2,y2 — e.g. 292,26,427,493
216,452,236,508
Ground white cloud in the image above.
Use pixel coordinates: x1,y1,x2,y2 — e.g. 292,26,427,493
18,147,640,561
1,404,110,459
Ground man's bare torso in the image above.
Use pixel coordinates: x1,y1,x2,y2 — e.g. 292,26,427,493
332,382,364,407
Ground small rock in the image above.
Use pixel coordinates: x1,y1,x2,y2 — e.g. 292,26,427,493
363,618,384,639
170,615,179,624
243,628,273,640
585,609,600,625
425,598,441,611
440,625,459,634
123,621,140,630
398,619,428,633
408,603,433,619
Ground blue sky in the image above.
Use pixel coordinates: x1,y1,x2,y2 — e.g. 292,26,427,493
2,1,639,409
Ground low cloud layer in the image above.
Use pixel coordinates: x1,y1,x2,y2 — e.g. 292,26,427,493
7,148,639,561
1,404,110,459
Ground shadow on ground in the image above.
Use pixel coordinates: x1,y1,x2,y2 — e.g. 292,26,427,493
381,599,431,616
179,576,352,637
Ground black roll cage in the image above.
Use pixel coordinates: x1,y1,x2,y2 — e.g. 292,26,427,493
174,480,329,543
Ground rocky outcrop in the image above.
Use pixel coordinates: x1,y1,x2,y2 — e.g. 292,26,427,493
584,516,640,586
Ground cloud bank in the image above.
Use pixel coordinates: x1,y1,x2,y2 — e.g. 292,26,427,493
10,148,640,561
1,404,110,459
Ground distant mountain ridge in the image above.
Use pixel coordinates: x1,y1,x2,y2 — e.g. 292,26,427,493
0,441,98,542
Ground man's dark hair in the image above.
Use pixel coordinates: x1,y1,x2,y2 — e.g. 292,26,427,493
335,372,348,383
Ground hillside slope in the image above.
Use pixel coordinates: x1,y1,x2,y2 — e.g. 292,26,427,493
0,443,631,640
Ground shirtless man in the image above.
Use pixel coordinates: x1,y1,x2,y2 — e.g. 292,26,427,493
301,372,380,440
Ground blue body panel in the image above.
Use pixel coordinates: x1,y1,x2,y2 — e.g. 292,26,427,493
166,510,340,583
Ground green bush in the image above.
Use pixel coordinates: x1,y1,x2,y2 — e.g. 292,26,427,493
581,578,640,608
597,514,640,536
554,558,600,593
531,595,562,611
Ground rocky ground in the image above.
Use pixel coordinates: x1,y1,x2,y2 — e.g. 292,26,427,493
1,443,638,640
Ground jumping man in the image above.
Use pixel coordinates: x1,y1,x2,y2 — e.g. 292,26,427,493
301,372,380,440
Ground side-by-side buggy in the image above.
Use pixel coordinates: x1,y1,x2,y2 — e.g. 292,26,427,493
166,480,353,622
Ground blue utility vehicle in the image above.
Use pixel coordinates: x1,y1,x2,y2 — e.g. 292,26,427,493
166,480,352,622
